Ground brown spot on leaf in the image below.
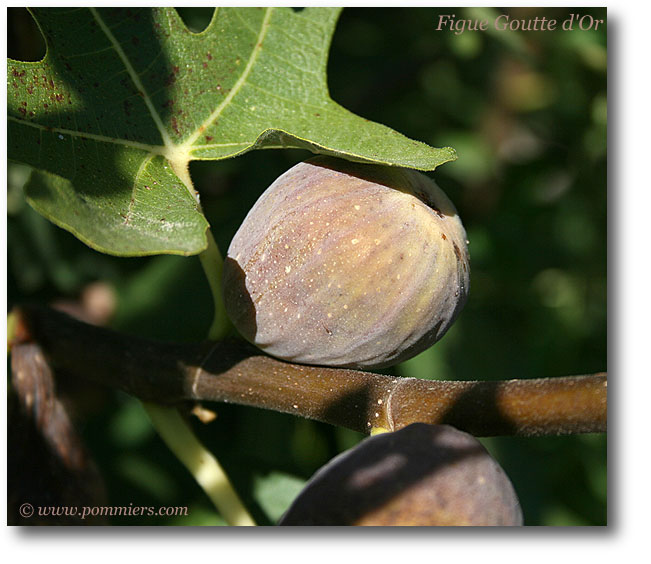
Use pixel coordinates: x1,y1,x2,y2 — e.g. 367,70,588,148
171,116,180,135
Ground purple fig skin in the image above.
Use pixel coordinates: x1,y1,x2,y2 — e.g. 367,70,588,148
278,423,523,526
222,156,470,370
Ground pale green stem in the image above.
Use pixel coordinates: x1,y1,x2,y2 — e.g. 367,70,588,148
144,403,256,526
199,228,232,340
169,155,231,340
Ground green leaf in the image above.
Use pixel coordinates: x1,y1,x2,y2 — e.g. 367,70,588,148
253,471,306,524
8,7,456,256
25,156,208,256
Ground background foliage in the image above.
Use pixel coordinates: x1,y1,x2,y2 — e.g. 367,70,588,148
7,7,606,525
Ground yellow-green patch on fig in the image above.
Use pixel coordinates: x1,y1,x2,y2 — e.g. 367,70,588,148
222,156,470,369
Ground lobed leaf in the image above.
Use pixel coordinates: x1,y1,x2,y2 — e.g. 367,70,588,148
8,7,456,256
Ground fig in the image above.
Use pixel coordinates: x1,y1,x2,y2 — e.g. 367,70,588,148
278,423,523,526
222,156,469,369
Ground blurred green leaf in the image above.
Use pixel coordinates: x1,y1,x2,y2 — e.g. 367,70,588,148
112,253,212,341
464,7,531,58
397,331,455,380
291,419,330,475
115,454,178,501
109,397,154,448
253,472,305,523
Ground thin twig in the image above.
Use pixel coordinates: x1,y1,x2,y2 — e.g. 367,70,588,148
143,403,255,526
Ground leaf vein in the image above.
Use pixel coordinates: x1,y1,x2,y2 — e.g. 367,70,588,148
8,116,165,155
181,7,274,149
124,154,155,225
231,9,263,37
89,8,174,150
244,82,325,111
263,49,320,76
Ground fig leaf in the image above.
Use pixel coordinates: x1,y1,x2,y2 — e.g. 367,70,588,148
8,8,456,256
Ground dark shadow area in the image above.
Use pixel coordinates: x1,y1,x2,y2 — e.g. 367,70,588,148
175,7,214,33
7,8,46,61
320,380,382,433
438,381,519,437
221,256,257,342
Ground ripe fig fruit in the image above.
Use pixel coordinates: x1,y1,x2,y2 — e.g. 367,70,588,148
278,423,523,526
222,156,469,369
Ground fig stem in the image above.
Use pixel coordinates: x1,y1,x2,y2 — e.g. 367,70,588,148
167,156,231,341
199,228,232,340
15,305,607,438
143,403,256,526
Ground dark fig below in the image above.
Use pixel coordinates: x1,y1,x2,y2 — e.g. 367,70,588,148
278,423,523,526
222,156,469,369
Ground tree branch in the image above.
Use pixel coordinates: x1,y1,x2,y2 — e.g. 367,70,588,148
13,305,607,437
